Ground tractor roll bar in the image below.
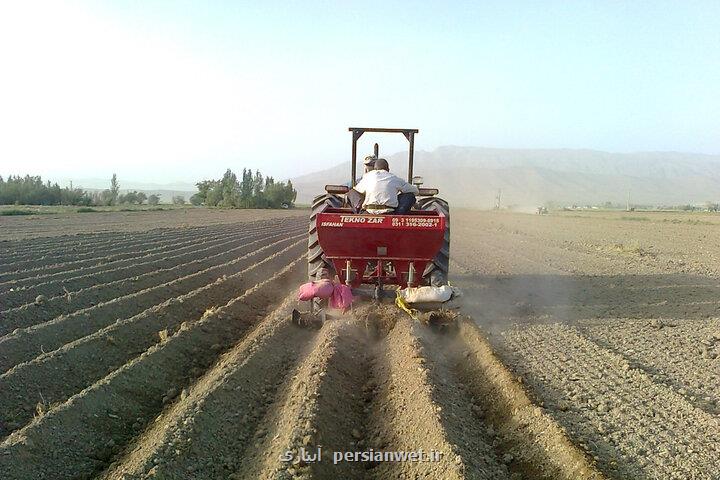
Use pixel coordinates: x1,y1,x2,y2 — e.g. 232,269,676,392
349,127,419,186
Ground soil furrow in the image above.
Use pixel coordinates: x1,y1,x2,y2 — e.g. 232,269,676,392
0,217,303,275
580,319,720,414
233,317,368,480
0,209,306,243
0,229,226,285
0,223,235,274
101,307,601,480
0,227,239,281
366,315,506,480
0,217,302,291
0,234,303,371
0,240,304,437
501,323,720,479
0,219,258,263
0,227,299,332
0,258,304,480
445,319,604,479
102,299,320,480
0,222,301,308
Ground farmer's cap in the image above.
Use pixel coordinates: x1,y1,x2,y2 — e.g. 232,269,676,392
363,155,377,166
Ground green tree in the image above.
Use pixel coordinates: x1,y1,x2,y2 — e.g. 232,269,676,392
148,194,160,206
189,168,297,210
119,191,142,204
109,174,119,206
193,180,218,206
0,175,92,206
172,195,185,205
100,190,114,206
219,169,240,207
252,170,265,207
239,168,253,207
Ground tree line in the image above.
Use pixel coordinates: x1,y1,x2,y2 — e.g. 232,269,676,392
1,169,296,209
0,174,160,206
0,175,92,206
190,169,296,209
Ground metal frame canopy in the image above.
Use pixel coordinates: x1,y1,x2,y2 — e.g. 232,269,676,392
349,127,419,186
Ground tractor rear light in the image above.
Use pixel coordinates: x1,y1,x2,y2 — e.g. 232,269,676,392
418,188,438,196
325,185,350,194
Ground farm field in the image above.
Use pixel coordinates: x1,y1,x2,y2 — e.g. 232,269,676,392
0,207,306,241
1,208,719,479
452,210,720,479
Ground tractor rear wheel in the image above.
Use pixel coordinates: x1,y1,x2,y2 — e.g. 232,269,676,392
416,197,450,286
307,193,343,281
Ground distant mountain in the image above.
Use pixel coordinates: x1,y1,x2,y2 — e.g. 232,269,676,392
291,147,720,208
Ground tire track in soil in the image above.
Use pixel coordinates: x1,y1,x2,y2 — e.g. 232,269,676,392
0,239,305,438
0,233,303,372
0,256,305,480
0,226,302,334
501,323,720,479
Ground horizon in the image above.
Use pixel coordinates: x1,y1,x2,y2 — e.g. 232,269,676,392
1,1,718,184
5,143,720,190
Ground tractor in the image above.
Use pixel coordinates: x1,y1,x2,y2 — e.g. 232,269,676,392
307,127,450,305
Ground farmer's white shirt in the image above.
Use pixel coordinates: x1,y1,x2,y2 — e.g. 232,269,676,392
354,170,419,214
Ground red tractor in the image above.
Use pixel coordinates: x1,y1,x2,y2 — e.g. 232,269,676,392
307,128,450,303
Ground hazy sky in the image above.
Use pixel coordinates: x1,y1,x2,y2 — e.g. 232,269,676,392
1,0,718,185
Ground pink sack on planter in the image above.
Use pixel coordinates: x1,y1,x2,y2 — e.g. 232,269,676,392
329,283,353,311
298,280,334,301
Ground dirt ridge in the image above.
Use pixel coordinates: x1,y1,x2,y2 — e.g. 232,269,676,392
0,234,304,372
0,257,305,480
0,240,304,438
0,227,300,334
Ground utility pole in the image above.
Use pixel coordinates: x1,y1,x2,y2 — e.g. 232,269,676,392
626,188,630,212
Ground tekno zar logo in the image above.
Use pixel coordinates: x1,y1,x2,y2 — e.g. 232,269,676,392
320,216,384,227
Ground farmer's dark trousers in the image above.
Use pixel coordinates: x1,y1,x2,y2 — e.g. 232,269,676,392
395,192,416,214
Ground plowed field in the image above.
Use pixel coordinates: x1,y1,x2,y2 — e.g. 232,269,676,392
1,209,718,479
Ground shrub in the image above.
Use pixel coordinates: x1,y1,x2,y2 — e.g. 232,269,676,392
0,209,36,216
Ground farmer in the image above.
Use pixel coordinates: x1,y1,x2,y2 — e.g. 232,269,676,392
352,158,418,214
347,155,377,212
